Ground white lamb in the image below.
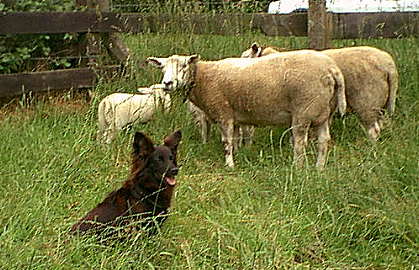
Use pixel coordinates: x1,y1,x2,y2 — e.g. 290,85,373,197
97,84,170,144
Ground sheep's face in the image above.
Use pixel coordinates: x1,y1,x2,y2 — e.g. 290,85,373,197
147,55,200,92
240,42,262,58
241,43,282,58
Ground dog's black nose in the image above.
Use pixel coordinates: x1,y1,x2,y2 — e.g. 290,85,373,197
169,167,179,176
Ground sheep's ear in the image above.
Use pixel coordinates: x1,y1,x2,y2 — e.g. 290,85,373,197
133,132,155,160
251,42,260,53
146,57,166,68
188,54,200,64
164,130,182,156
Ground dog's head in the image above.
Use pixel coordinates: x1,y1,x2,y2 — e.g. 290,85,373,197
132,130,182,189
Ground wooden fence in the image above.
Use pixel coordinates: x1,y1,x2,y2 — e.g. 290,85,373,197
1,11,417,37
0,10,418,98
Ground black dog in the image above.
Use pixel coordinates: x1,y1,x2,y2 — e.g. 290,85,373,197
71,130,182,236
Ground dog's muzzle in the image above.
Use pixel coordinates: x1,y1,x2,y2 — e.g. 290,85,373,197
164,167,179,186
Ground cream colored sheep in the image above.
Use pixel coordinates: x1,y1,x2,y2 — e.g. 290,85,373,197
241,43,399,140
147,53,346,168
97,84,171,144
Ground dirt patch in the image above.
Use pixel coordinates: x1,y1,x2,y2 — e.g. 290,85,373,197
0,90,91,121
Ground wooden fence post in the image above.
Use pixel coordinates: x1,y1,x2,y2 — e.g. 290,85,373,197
75,0,104,67
308,0,331,50
76,0,130,65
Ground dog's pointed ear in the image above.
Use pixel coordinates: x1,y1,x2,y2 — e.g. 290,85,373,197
164,130,182,154
133,132,155,159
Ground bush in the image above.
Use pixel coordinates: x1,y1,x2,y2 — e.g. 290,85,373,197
0,0,80,74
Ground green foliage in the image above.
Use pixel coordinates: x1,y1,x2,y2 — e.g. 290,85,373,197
0,32,418,269
0,33,82,73
0,0,74,12
111,0,271,13
0,0,79,74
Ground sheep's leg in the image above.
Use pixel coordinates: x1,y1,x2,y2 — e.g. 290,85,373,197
292,122,309,168
314,121,331,169
190,102,211,144
367,121,381,141
106,114,124,144
361,116,380,141
360,109,382,141
234,125,241,151
220,120,235,168
200,115,211,144
240,125,255,146
238,127,245,147
247,126,255,145
105,129,116,144
378,118,385,129
97,108,108,144
97,129,104,143
97,124,114,144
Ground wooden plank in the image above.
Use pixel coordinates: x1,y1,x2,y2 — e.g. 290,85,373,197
0,12,126,34
0,12,160,34
0,11,417,37
252,13,308,36
0,66,119,98
333,12,419,39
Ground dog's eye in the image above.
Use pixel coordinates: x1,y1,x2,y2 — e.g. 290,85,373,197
169,155,174,161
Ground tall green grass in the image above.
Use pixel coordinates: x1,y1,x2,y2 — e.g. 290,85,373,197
0,33,417,269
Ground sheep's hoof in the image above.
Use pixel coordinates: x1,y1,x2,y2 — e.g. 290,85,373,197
367,122,381,141
315,164,325,171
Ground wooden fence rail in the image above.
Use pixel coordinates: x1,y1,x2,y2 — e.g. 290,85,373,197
0,66,119,98
1,11,418,37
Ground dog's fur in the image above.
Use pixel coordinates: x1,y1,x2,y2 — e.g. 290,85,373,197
70,130,182,236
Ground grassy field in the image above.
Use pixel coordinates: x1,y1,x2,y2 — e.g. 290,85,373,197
0,33,418,269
